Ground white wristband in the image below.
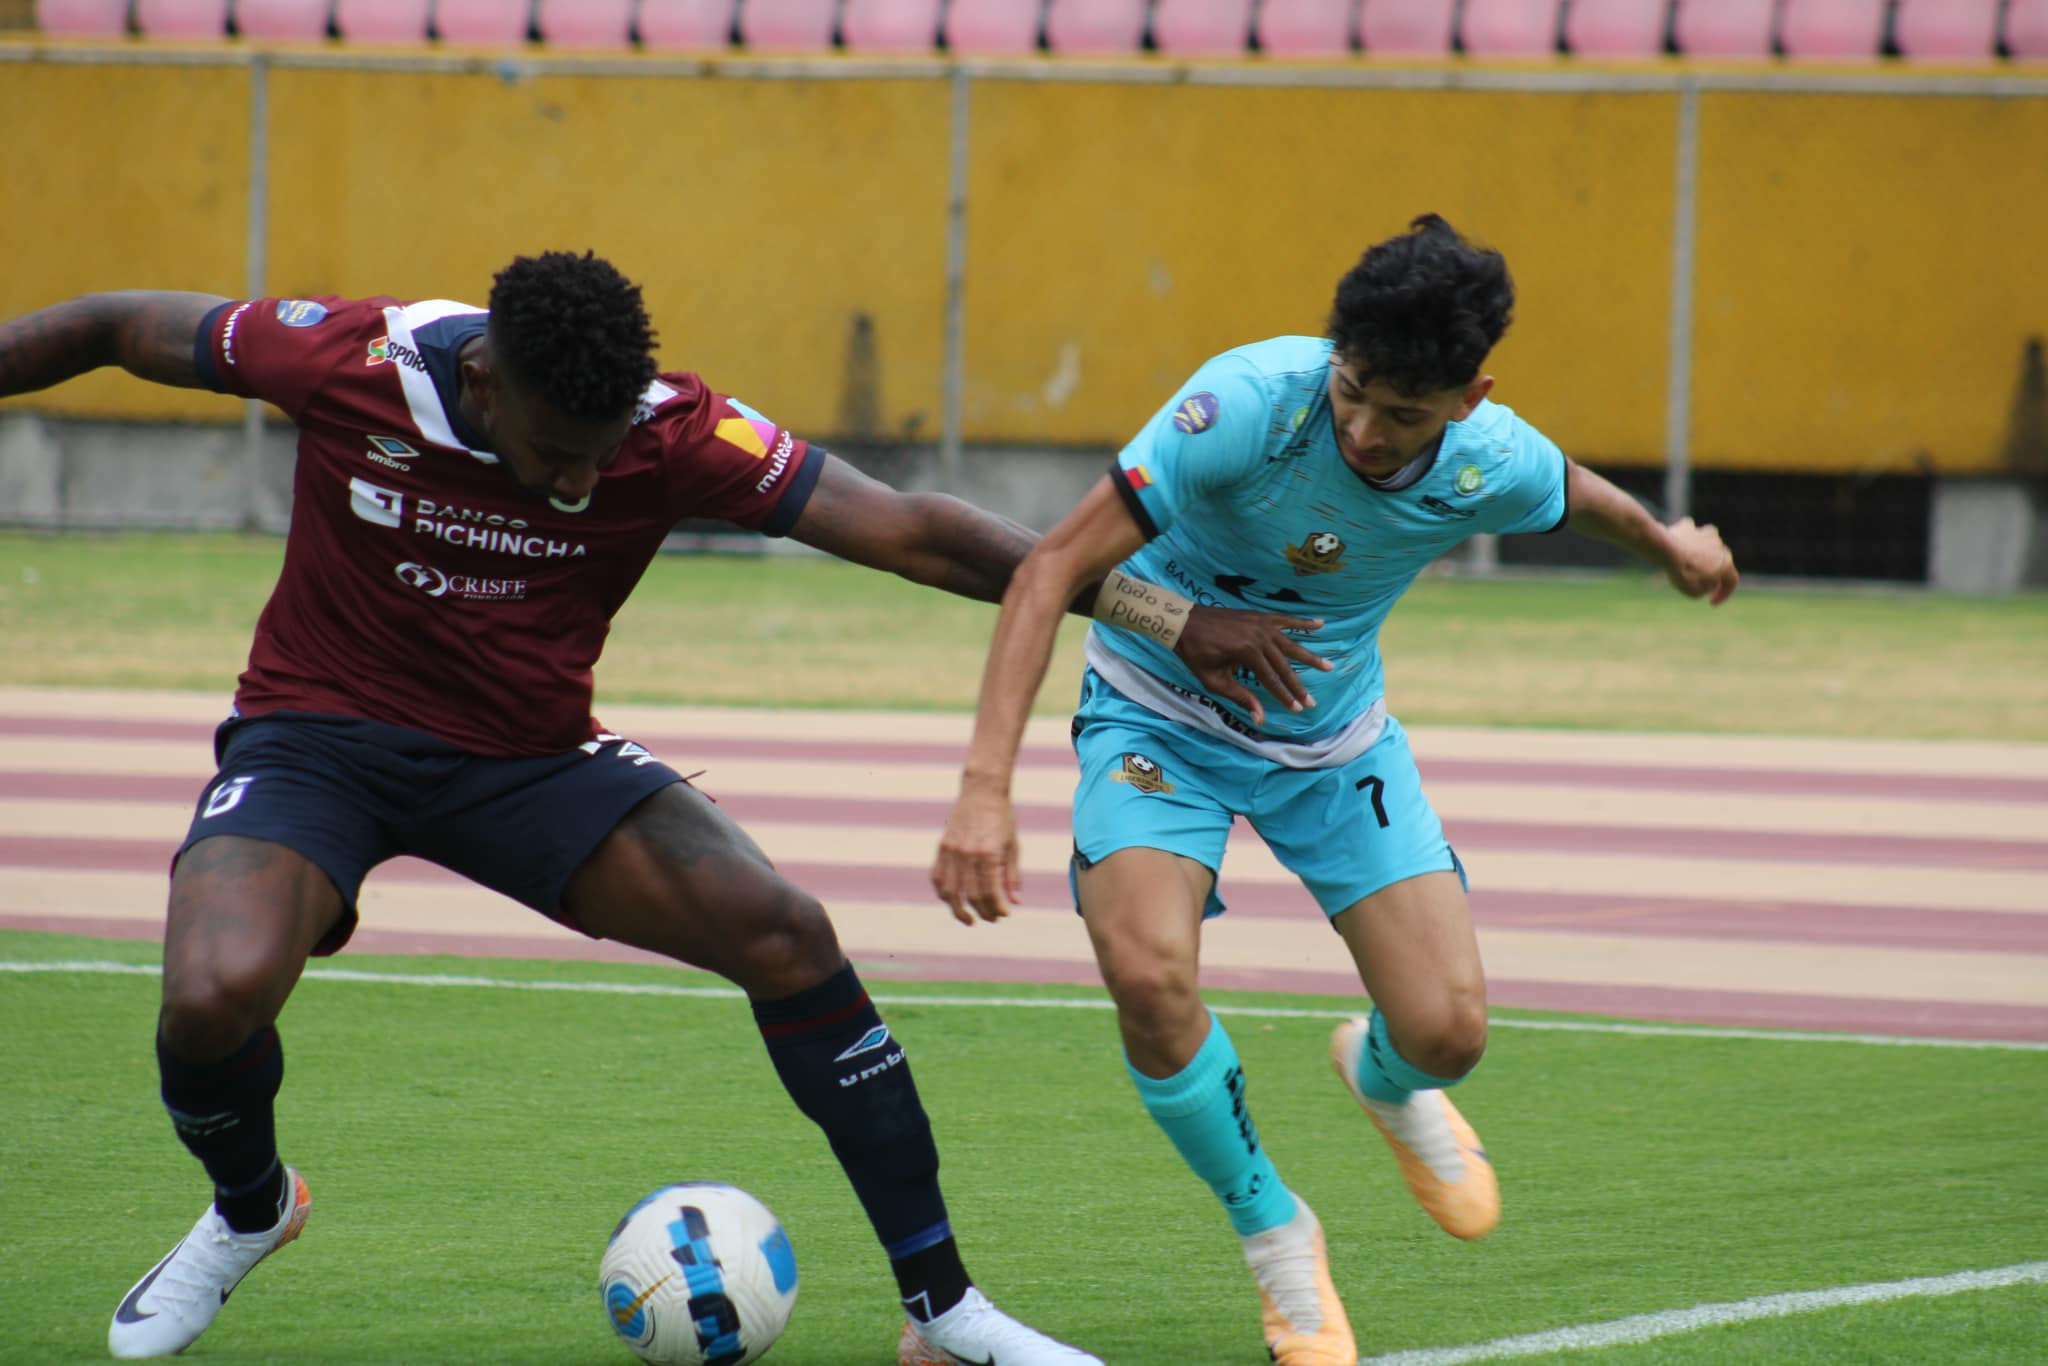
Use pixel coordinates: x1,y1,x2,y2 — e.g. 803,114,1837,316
1092,568,1192,650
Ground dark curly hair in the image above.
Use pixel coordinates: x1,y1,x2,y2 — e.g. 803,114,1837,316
1327,214,1514,397
486,251,659,421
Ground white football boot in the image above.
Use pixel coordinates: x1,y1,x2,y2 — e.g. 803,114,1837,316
108,1168,311,1359
898,1286,1104,1365
1240,1195,1357,1366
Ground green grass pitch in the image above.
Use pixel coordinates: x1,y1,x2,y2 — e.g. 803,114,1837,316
2,931,2042,1365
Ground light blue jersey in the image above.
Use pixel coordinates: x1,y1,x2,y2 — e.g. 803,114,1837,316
1092,336,1568,753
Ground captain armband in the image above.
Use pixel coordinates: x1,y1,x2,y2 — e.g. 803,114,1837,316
1092,568,1193,651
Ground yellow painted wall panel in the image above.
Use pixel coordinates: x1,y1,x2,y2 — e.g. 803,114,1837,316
265,70,952,440
961,83,1676,460
1693,94,2048,475
0,64,251,421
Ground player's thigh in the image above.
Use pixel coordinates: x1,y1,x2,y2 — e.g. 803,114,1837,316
1329,870,1486,1048
563,780,841,996
164,835,350,1058
1076,848,1215,1074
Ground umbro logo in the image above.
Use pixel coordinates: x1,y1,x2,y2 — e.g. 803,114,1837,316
834,1025,893,1062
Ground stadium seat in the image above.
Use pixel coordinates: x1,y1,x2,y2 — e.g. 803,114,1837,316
1892,0,1999,61
135,0,228,36
1359,0,1453,54
1255,0,1354,58
1779,0,1886,59
1043,0,1145,54
739,0,835,49
1672,0,1774,57
35,0,129,35
841,0,941,51
433,0,529,43
236,0,330,38
638,0,732,47
942,0,1041,54
1459,0,1559,56
2012,0,2048,59
334,0,429,41
537,0,631,46
1152,0,1252,56
1563,0,1667,56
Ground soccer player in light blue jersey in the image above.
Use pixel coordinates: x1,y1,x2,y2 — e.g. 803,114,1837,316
930,215,1739,1365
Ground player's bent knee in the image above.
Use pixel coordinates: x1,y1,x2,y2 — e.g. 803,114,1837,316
727,886,843,996
157,964,283,1061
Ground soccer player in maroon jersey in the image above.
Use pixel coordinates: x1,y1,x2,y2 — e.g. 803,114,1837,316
0,251,1328,1364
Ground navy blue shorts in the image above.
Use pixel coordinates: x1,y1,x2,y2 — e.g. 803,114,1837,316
175,710,684,955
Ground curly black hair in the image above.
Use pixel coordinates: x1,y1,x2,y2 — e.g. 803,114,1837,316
1327,214,1514,397
486,251,659,421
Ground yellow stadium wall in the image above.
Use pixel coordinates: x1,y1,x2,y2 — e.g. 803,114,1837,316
2,55,2043,476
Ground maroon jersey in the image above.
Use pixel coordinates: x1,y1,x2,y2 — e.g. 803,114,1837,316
195,295,822,756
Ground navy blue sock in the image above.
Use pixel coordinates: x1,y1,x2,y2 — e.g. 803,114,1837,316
751,964,968,1319
157,1024,288,1233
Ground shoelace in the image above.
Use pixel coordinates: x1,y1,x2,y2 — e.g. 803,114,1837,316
1367,1091,1467,1182
1248,1235,1326,1332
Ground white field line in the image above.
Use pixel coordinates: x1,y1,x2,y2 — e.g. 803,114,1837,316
5,960,2046,1052
1359,1261,2048,1365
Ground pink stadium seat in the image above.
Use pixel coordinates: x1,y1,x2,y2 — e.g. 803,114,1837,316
35,0,129,35
943,0,1040,54
2012,0,2048,59
1152,0,1252,56
1563,0,1667,56
841,0,941,51
135,0,228,36
334,0,429,40
1779,0,1885,59
1256,0,1353,58
1459,0,1558,56
236,0,330,38
1672,0,1775,57
738,0,835,49
638,0,732,47
1359,0,1453,54
1892,0,1999,61
434,0,529,43
537,0,631,46
1043,0,1146,54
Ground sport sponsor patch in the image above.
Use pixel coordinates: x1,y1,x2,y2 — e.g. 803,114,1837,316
275,300,328,328
713,415,780,459
1172,391,1219,435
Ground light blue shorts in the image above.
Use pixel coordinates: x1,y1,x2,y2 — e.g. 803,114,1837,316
1069,669,1465,919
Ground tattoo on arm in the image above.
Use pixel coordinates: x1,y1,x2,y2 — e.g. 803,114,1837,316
0,291,230,397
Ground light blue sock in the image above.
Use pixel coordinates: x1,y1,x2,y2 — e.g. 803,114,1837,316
1128,1012,1298,1236
1353,1008,1463,1104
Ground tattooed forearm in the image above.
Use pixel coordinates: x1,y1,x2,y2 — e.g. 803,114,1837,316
0,291,228,396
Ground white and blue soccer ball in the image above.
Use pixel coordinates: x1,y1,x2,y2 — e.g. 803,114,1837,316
600,1182,799,1366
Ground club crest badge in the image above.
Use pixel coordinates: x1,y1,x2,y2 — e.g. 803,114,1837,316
1283,530,1348,575
1112,753,1175,795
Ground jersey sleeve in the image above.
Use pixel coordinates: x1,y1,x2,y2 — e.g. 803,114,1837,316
1108,353,1273,540
192,296,366,423
661,389,823,536
1477,415,1571,536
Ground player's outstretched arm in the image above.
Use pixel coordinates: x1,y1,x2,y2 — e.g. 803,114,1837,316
930,476,1148,927
1564,459,1740,605
787,453,1328,716
0,292,231,398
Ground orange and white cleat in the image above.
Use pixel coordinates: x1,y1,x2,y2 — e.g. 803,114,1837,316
1331,1018,1498,1240
1240,1196,1356,1366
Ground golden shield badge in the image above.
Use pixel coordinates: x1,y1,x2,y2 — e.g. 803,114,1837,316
1112,753,1175,795
1283,530,1348,575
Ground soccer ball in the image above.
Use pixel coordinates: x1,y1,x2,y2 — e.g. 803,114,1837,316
600,1183,799,1366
